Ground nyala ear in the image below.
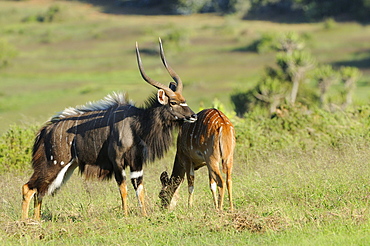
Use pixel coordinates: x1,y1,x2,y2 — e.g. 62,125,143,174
157,89,168,105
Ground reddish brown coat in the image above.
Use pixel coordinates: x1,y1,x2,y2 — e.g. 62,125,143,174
160,108,235,211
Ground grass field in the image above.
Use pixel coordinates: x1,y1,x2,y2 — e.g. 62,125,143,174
2,138,370,245
1,0,370,245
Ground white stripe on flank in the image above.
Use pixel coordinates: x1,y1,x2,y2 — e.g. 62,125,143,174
190,124,196,150
130,170,143,179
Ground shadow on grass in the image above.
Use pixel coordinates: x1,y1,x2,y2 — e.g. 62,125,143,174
332,56,370,70
66,0,171,16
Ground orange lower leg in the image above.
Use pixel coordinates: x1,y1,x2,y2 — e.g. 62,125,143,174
34,196,42,220
22,184,36,220
119,182,128,216
226,172,233,211
136,184,147,216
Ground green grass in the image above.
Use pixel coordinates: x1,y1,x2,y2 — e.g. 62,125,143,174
1,108,370,244
1,137,370,245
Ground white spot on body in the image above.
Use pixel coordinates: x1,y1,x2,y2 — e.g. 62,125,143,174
61,161,65,165
53,160,57,165
180,103,188,106
50,155,53,161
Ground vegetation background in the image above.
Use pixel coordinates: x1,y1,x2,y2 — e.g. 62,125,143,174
0,0,370,245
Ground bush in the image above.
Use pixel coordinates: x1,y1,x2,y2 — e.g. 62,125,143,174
231,89,256,117
162,27,190,50
170,0,209,14
22,4,66,23
0,39,18,69
234,104,370,152
246,33,278,53
0,124,37,174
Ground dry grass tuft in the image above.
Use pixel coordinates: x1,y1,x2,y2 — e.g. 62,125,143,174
4,219,45,240
230,210,288,233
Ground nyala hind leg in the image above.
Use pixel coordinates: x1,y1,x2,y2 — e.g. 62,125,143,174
21,183,37,220
33,192,43,220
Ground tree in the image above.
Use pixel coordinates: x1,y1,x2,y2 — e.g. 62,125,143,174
313,65,338,108
253,76,288,115
339,66,361,109
276,50,315,104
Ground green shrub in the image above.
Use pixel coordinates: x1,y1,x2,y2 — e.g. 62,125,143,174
230,89,256,117
234,105,370,152
248,33,278,54
22,4,66,23
162,27,190,50
322,17,337,30
0,39,18,69
0,124,37,174
170,0,209,15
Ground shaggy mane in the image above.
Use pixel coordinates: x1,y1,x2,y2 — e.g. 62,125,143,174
51,92,132,122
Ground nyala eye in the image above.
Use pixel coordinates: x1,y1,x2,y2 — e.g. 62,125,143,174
170,101,177,106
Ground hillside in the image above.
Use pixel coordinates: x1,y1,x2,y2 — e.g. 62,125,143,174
0,0,369,132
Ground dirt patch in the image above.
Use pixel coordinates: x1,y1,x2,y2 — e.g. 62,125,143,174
230,210,289,233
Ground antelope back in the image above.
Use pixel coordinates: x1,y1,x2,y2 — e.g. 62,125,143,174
179,108,234,154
